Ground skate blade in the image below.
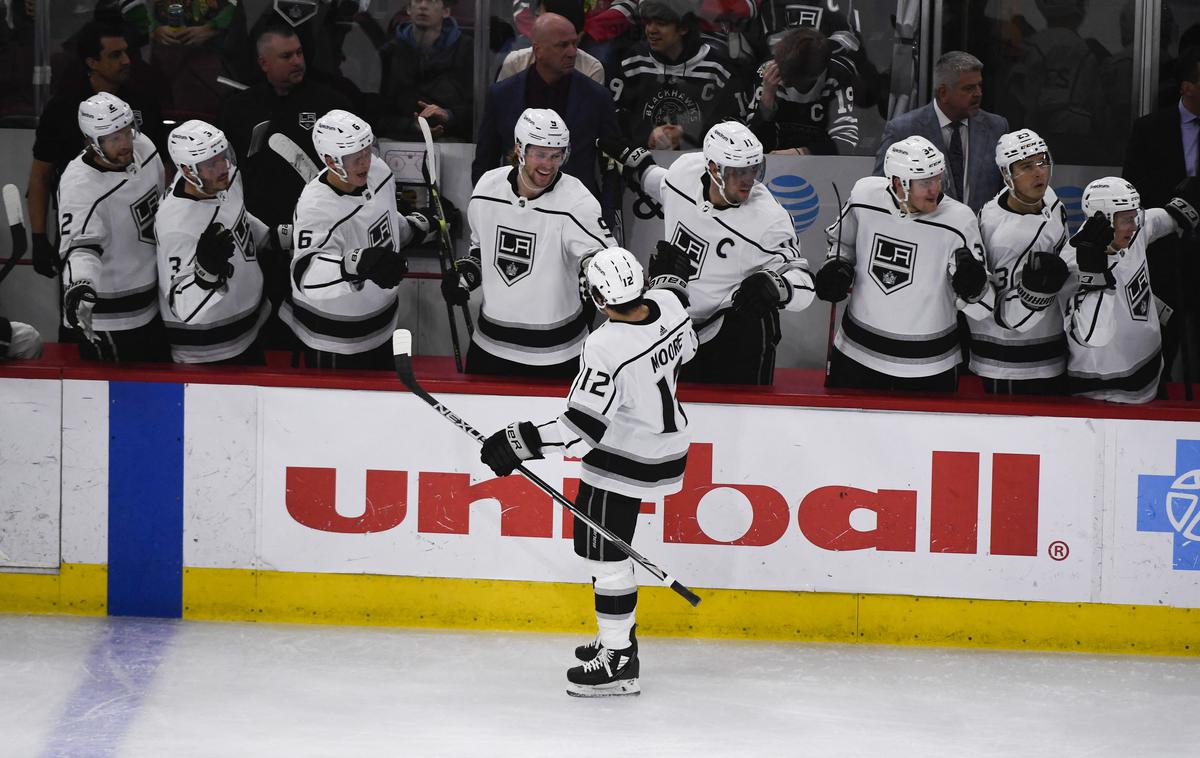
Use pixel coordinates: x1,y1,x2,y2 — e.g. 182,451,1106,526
566,678,641,698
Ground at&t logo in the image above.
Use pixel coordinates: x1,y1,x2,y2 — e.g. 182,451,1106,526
767,175,820,234
1136,439,1200,570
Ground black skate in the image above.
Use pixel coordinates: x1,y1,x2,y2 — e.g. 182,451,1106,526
566,641,640,698
575,624,637,662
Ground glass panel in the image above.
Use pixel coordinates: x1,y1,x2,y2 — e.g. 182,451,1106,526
0,1,36,124
1159,1,1200,110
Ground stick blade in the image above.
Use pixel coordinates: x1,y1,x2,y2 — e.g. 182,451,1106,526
417,117,438,185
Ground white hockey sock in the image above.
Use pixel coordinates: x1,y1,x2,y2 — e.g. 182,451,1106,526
587,558,637,650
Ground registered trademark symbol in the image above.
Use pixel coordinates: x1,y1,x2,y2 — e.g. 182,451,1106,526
1048,540,1070,561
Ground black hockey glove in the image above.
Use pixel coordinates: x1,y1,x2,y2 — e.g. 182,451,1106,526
648,240,692,301
732,269,791,317
63,279,98,342
441,255,481,306
1017,251,1069,311
1164,177,1200,233
269,224,293,251
1070,212,1115,291
480,421,543,477
596,137,656,185
195,223,236,288
342,247,408,288
813,257,854,302
404,211,437,246
950,247,988,303
31,232,61,278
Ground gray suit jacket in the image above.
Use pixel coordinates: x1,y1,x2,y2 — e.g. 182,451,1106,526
872,102,1010,214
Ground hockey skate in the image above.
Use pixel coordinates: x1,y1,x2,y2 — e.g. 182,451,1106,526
566,640,640,698
575,623,637,662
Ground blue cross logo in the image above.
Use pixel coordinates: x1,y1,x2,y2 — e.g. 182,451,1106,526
1136,439,1200,570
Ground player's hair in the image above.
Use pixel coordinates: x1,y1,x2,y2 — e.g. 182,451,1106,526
774,28,832,87
254,19,301,58
933,50,983,92
591,287,644,315
1177,46,1200,88
76,22,125,65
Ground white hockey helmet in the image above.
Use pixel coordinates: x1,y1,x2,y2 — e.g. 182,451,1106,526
703,121,765,204
994,129,1052,188
77,92,137,154
168,120,234,192
514,108,571,166
312,109,375,181
884,135,945,199
1082,177,1143,243
587,247,645,309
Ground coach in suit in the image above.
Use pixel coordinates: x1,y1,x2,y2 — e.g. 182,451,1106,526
874,51,1008,214
471,12,619,199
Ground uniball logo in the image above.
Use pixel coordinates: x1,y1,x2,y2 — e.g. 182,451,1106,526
768,174,820,234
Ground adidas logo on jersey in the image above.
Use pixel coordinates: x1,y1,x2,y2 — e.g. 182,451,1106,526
660,325,667,335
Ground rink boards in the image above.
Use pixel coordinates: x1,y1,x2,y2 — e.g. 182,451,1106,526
0,373,1198,655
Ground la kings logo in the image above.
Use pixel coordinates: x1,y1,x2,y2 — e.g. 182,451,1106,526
495,226,536,285
368,214,394,249
869,233,916,294
129,188,159,245
232,209,256,261
785,5,823,28
1125,262,1151,321
670,222,707,280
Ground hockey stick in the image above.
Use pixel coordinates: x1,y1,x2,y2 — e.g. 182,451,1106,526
1177,231,1195,401
268,133,320,183
824,181,846,386
392,329,702,607
418,116,472,373
0,185,27,286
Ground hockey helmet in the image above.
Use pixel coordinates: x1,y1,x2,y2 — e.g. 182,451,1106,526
703,121,765,204
312,109,375,181
1082,177,1142,243
587,247,645,309
169,120,234,193
994,129,1052,188
77,92,137,157
884,135,945,199
514,108,571,166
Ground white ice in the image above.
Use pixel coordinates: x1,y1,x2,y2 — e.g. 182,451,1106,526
1,614,1196,758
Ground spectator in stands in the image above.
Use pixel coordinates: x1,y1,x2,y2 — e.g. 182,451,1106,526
497,0,605,84
747,27,858,155
873,51,1008,214
472,12,619,200
378,0,474,140
610,0,747,151
508,0,636,78
146,0,236,120
219,20,353,350
0,317,42,361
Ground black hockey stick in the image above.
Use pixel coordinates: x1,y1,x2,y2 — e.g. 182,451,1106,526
1,185,27,286
392,329,702,607
1178,231,1195,401
824,181,846,386
418,116,472,373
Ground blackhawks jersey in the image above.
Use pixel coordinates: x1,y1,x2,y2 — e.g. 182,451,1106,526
747,52,859,154
538,287,698,499
639,152,815,344
467,167,615,365
154,171,271,363
969,188,1070,380
280,154,410,355
825,176,991,377
58,133,166,332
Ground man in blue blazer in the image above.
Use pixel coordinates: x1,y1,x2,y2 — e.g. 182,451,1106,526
873,51,1009,214
471,12,619,200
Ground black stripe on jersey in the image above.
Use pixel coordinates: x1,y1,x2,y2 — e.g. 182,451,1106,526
375,173,394,195
93,286,157,315
470,195,510,206
140,149,159,168
662,179,796,258
913,218,968,247
842,312,960,360
316,205,363,249
562,405,610,447
1070,288,1108,345
166,301,266,346
969,333,1067,365
532,208,609,247
1068,351,1162,395
289,298,399,339
582,447,688,486
600,316,692,416
66,243,103,257
477,308,590,349
170,281,218,323
79,179,129,235
292,252,350,290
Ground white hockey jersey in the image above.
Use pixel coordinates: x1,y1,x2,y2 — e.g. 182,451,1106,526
1064,208,1178,404
280,155,409,355
970,188,1070,379
539,288,698,499
154,171,270,363
468,167,615,365
639,152,815,343
825,176,990,377
58,133,166,332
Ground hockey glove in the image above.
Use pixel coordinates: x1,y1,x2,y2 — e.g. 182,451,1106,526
1070,212,1115,291
733,269,791,317
441,255,481,306
578,252,597,301
269,224,293,251
480,421,543,477
63,279,98,342
950,247,988,303
342,247,408,288
404,211,437,246
1164,177,1200,233
195,223,236,288
813,257,854,302
596,137,656,185
1017,251,1069,311
31,232,61,278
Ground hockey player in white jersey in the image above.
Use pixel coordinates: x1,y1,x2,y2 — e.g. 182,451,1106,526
1061,176,1200,403
970,129,1072,394
280,109,434,370
156,120,284,364
599,120,816,384
479,246,697,698
442,108,616,378
814,135,992,391
59,92,168,362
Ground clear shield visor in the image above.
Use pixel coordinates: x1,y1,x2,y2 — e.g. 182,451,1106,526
194,147,236,190
720,161,766,187
97,125,138,155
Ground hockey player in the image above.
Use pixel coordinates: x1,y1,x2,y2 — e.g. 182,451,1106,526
479,246,698,698
599,120,816,385
441,108,616,378
59,92,168,362
814,135,992,391
969,129,1072,394
280,109,434,370
155,120,284,364
1062,176,1200,403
